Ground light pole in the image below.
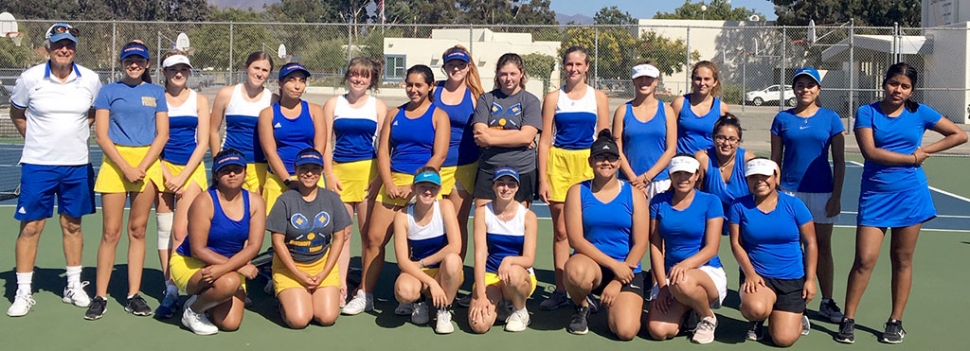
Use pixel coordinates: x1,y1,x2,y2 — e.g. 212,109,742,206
701,4,708,20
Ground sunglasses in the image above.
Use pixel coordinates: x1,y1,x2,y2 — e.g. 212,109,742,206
592,154,619,162
49,24,80,38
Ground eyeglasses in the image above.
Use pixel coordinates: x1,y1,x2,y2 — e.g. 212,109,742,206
714,135,741,144
592,154,619,162
48,24,80,39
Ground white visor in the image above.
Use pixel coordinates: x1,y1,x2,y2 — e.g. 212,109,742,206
669,156,700,174
744,158,778,177
162,54,192,69
631,64,660,79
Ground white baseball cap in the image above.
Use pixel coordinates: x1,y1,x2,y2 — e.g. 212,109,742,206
631,64,660,79
669,156,700,174
162,54,192,69
744,158,778,177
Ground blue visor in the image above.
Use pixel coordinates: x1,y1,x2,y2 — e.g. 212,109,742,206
492,166,520,183
213,153,247,173
120,43,150,60
279,62,311,80
294,149,324,168
413,171,442,186
444,50,470,63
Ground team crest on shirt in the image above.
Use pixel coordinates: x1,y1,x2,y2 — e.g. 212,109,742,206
314,211,331,228
289,211,332,254
489,103,522,130
290,214,310,230
141,96,157,107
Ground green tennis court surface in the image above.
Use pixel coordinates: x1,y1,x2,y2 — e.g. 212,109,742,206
1,156,968,349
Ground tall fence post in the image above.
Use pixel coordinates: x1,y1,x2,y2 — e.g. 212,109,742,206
594,25,599,85
229,22,234,85
685,25,691,92
111,21,117,81
848,19,855,134
779,26,786,112
156,31,162,84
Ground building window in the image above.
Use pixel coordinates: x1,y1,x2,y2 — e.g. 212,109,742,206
385,55,406,82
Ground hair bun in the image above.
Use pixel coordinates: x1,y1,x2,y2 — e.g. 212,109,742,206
597,129,613,140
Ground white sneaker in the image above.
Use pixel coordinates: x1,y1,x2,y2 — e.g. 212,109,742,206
181,296,218,335
394,302,414,316
691,316,717,344
62,281,92,308
7,292,35,317
504,308,530,332
411,302,430,325
435,309,454,334
801,314,811,335
341,290,373,315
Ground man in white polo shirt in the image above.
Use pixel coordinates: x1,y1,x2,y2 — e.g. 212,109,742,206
7,23,102,317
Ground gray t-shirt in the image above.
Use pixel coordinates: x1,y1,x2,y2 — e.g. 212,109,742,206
266,187,352,263
473,88,543,172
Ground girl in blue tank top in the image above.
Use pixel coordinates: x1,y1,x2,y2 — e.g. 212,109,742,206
674,61,731,155
153,52,214,317
344,65,450,316
614,62,678,201
561,130,649,339
258,63,326,214
168,149,266,335
696,114,754,217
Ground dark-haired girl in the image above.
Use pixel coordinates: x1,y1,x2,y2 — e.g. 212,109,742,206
343,64,450,315
836,62,967,344
561,130,648,340
210,51,276,193
87,41,169,320
695,114,755,215
537,46,611,310
673,61,732,155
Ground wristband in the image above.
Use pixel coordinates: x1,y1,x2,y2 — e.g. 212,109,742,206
913,153,918,165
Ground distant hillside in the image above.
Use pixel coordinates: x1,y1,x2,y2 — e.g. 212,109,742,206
556,13,594,25
209,0,277,10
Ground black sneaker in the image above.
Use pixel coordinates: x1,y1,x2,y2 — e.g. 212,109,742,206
835,317,856,344
125,294,153,316
84,296,107,320
567,305,590,335
880,319,905,344
745,321,765,341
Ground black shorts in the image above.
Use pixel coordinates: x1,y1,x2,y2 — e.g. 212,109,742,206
592,265,645,296
739,271,806,313
473,167,537,203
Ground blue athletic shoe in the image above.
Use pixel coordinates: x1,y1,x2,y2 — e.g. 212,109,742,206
154,291,180,319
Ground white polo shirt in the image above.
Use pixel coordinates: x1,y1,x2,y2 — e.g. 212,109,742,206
10,61,102,165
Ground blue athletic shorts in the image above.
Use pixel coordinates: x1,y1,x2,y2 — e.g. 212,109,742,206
15,164,96,221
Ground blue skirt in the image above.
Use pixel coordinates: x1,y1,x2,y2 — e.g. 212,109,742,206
857,187,936,228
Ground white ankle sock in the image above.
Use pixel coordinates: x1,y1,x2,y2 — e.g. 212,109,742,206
16,272,32,294
66,266,82,287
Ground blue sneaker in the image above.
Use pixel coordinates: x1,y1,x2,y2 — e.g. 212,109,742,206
154,291,180,319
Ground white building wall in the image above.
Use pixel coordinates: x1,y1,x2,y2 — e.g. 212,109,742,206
923,24,970,123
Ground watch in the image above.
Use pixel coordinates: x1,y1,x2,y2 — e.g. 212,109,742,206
283,178,292,187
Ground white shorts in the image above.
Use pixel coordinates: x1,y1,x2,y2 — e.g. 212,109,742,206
781,189,838,224
650,265,728,309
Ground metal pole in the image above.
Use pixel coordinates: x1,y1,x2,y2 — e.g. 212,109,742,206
848,19,855,134
347,21,352,62
111,21,116,81
229,22,234,86
156,31,162,84
594,26,599,85
742,53,746,112
779,26,786,112
686,26,691,93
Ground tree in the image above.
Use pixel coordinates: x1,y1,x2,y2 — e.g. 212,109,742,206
769,0,921,26
264,0,339,23
594,6,636,25
654,0,760,21
523,53,556,93
189,8,272,70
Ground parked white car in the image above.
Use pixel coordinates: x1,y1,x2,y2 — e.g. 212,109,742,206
745,85,796,107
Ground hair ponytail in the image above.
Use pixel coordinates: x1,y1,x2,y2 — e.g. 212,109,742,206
712,113,743,139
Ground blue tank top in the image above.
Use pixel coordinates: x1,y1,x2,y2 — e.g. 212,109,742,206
677,95,722,155
389,104,436,174
176,189,251,258
553,84,598,150
580,180,641,273
272,100,315,175
332,95,378,163
434,83,479,166
406,201,447,268
621,101,669,181
484,203,531,274
223,84,273,163
702,147,749,211
162,90,199,165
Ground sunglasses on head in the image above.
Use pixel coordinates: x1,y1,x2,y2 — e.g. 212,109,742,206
49,24,80,38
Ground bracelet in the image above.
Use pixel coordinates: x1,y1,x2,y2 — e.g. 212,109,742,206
913,153,918,165
419,259,425,268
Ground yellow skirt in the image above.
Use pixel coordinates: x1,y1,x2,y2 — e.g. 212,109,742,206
170,253,246,293
484,271,537,296
440,162,478,195
157,160,208,193
243,163,268,194
263,172,326,215
545,146,592,202
94,145,163,193
272,250,339,295
332,159,378,203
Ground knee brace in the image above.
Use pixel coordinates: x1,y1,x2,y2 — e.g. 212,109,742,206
156,212,174,251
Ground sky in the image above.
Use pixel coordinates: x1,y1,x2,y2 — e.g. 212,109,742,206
549,0,778,20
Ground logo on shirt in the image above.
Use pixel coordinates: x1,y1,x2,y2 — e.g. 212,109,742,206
489,102,522,130
288,211,332,254
141,96,157,107
799,125,810,130
18,207,27,214
392,120,399,126
274,122,282,129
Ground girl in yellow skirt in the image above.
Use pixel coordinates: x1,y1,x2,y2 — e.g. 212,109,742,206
269,148,352,328
536,46,611,310
322,57,387,306
152,50,212,318
342,65,450,315
86,41,169,320
258,62,327,215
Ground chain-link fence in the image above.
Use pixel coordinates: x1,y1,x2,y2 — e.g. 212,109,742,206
2,20,968,194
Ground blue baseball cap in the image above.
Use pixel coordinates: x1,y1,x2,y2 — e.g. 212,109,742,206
213,152,247,173
792,67,821,85
413,170,442,186
120,42,150,60
444,50,471,63
47,23,78,44
492,166,520,183
279,62,311,80
294,148,324,168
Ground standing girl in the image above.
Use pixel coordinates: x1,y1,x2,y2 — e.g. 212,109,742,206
537,46,610,310
86,41,169,320
154,51,212,318
673,61,731,155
